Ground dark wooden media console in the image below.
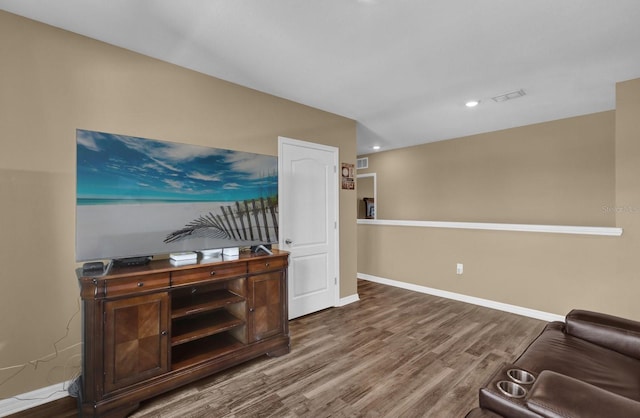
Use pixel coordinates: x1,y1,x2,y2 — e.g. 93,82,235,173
77,250,290,417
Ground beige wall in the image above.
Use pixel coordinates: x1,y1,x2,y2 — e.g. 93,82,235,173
361,111,615,226
614,78,640,314
358,86,640,322
0,11,356,398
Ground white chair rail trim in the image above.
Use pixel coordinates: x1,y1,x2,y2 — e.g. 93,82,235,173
357,219,622,237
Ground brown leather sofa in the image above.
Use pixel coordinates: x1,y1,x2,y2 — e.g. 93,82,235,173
465,309,640,417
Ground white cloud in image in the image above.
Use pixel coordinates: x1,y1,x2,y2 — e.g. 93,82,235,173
77,130,101,151
188,171,222,182
225,153,277,179
164,179,184,190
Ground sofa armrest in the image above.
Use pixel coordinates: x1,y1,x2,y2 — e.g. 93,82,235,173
565,309,640,359
526,370,640,418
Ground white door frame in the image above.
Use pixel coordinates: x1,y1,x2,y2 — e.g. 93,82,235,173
278,136,340,314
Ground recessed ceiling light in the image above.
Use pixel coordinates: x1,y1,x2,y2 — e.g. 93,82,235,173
372,145,381,150
465,100,480,108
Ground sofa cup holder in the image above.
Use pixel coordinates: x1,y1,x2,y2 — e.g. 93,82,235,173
496,380,527,399
507,368,535,385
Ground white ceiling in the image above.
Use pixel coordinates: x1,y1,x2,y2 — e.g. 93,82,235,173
2,0,640,155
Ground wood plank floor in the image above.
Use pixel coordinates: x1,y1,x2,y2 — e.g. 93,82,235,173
130,280,546,418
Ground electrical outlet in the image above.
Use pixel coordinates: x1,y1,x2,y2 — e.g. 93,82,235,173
456,263,464,275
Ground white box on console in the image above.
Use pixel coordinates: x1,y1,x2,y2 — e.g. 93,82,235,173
222,247,239,256
170,251,197,261
170,258,197,266
199,248,222,258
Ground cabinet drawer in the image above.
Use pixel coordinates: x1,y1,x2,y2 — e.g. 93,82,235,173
105,273,170,297
248,257,286,274
171,263,247,286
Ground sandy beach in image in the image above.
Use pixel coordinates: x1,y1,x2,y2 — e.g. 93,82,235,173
76,201,277,261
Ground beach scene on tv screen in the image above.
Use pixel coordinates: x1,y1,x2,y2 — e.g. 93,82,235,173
76,129,278,261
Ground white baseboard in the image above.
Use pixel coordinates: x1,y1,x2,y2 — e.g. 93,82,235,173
0,380,72,417
358,273,565,323
337,293,360,306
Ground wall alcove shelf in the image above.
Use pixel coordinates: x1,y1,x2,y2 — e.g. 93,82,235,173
77,250,290,418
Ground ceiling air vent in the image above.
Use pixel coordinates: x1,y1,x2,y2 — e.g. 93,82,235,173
492,89,526,103
357,157,368,169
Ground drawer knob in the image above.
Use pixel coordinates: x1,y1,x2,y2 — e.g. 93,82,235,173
249,307,255,312
137,282,144,287
265,262,270,267
161,330,167,336
210,271,216,276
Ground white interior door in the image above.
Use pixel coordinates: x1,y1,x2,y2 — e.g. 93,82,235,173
279,137,338,319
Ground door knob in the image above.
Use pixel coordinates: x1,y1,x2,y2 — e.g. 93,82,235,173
285,239,293,245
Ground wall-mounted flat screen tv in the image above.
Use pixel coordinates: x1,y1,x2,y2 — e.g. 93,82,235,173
76,129,278,262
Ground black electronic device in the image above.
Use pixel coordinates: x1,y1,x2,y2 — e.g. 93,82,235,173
112,256,153,268
82,261,105,275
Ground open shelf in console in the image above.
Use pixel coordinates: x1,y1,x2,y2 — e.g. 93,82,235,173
171,333,245,371
172,289,245,319
172,310,244,346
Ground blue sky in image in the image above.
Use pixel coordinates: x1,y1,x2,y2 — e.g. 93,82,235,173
77,129,277,204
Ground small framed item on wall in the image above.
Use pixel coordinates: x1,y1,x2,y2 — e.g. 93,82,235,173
341,163,355,190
